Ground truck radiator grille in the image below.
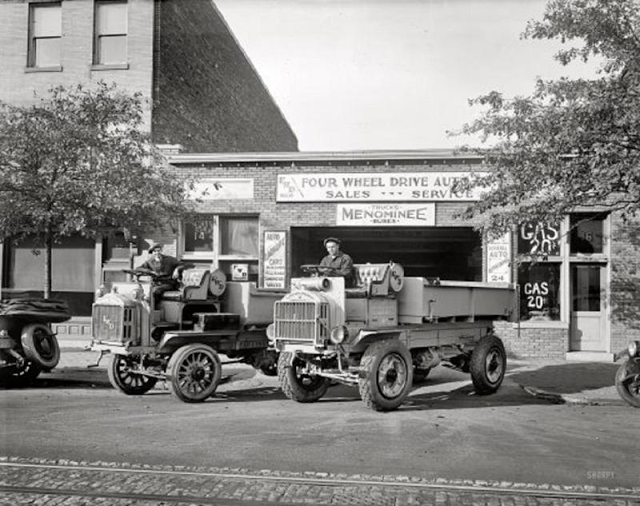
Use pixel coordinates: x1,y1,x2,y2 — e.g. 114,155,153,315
92,305,138,343
274,301,329,346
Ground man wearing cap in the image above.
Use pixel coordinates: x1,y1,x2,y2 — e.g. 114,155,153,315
319,237,356,288
136,244,189,304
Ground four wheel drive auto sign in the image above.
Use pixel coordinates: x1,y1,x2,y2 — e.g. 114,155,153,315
276,172,488,202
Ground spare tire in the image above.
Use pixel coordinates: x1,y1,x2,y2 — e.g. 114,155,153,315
21,323,60,370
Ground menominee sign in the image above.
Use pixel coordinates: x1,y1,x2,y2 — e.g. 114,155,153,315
276,172,487,202
337,203,435,226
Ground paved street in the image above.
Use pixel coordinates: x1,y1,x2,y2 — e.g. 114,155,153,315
1,350,639,505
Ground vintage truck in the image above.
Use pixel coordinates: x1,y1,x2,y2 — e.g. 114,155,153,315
90,267,282,402
268,262,516,411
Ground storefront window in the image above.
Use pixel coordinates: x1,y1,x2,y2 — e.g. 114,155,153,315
517,221,561,256
518,263,561,321
220,216,258,257
570,213,606,254
2,235,95,316
184,215,214,254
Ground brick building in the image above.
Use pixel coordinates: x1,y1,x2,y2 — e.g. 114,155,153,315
145,150,633,361
0,0,297,332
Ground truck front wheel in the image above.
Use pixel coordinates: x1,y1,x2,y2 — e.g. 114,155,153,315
359,339,413,412
108,354,158,395
167,344,222,403
277,352,330,402
470,335,506,395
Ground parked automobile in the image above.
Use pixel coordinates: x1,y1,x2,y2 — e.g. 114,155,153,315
0,298,70,387
615,340,640,408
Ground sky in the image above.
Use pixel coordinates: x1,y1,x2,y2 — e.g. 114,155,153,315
213,0,600,152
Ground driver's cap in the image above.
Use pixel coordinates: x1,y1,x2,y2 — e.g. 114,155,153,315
148,243,163,254
323,237,341,247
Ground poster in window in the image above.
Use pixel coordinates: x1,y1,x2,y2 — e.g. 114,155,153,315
518,263,561,321
518,222,560,256
263,231,287,289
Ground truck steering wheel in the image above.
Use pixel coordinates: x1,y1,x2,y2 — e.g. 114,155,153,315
300,264,339,276
122,268,170,283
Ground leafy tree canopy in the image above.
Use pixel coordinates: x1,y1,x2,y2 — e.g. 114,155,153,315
0,82,197,297
455,0,640,237
0,81,195,243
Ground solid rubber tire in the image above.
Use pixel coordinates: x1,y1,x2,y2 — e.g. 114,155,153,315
21,324,60,370
107,354,158,395
615,359,640,408
358,339,413,412
469,335,507,395
167,344,221,403
277,352,330,402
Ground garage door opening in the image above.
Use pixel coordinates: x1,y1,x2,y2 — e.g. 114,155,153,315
291,227,482,281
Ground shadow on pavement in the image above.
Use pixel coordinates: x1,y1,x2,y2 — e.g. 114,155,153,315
507,361,619,396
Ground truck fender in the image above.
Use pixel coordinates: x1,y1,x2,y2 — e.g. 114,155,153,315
352,332,406,354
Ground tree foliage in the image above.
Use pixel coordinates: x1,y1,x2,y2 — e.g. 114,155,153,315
455,0,640,237
0,82,196,296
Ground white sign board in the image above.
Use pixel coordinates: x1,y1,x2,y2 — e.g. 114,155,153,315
277,172,487,202
263,231,287,289
337,203,435,226
190,179,254,200
487,234,512,283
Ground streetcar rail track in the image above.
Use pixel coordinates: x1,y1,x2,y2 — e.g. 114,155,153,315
1,459,638,505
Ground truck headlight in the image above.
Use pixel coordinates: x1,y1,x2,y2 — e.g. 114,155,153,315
629,341,639,358
266,323,276,342
330,326,348,344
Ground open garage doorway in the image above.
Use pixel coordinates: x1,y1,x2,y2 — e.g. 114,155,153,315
290,227,482,281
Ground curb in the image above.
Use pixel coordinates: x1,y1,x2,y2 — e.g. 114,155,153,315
520,385,626,407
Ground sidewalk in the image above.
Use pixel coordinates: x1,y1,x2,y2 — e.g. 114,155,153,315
506,358,625,406
54,336,627,407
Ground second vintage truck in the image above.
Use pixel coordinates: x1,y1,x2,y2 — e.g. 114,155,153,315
268,262,516,411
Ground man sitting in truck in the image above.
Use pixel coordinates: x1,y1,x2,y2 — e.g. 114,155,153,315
136,244,191,305
319,237,356,288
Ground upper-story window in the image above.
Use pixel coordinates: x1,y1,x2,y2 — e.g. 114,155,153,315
94,0,127,65
28,2,62,68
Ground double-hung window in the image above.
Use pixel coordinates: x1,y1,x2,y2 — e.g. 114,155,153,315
28,2,62,69
94,0,128,66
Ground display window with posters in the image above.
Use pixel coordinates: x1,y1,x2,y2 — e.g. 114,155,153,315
517,221,562,322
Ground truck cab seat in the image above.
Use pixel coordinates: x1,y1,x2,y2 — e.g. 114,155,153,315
162,269,211,302
346,263,392,298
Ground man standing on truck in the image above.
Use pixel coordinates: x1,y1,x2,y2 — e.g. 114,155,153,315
319,237,356,288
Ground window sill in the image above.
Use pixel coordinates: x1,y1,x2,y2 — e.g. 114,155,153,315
91,63,129,71
25,65,62,73
512,320,569,329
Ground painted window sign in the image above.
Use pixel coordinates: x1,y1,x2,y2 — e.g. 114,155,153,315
263,231,287,289
276,172,488,202
518,222,560,256
518,263,561,321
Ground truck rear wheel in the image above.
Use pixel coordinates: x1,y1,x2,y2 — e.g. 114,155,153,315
470,335,506,395
359,339,413,412
108,354,158,395
167,344,221,403
277,352,330,402
21,324,60,371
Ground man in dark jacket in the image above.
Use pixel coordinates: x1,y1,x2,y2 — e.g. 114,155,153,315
136,244,187,304
319,237,356,288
